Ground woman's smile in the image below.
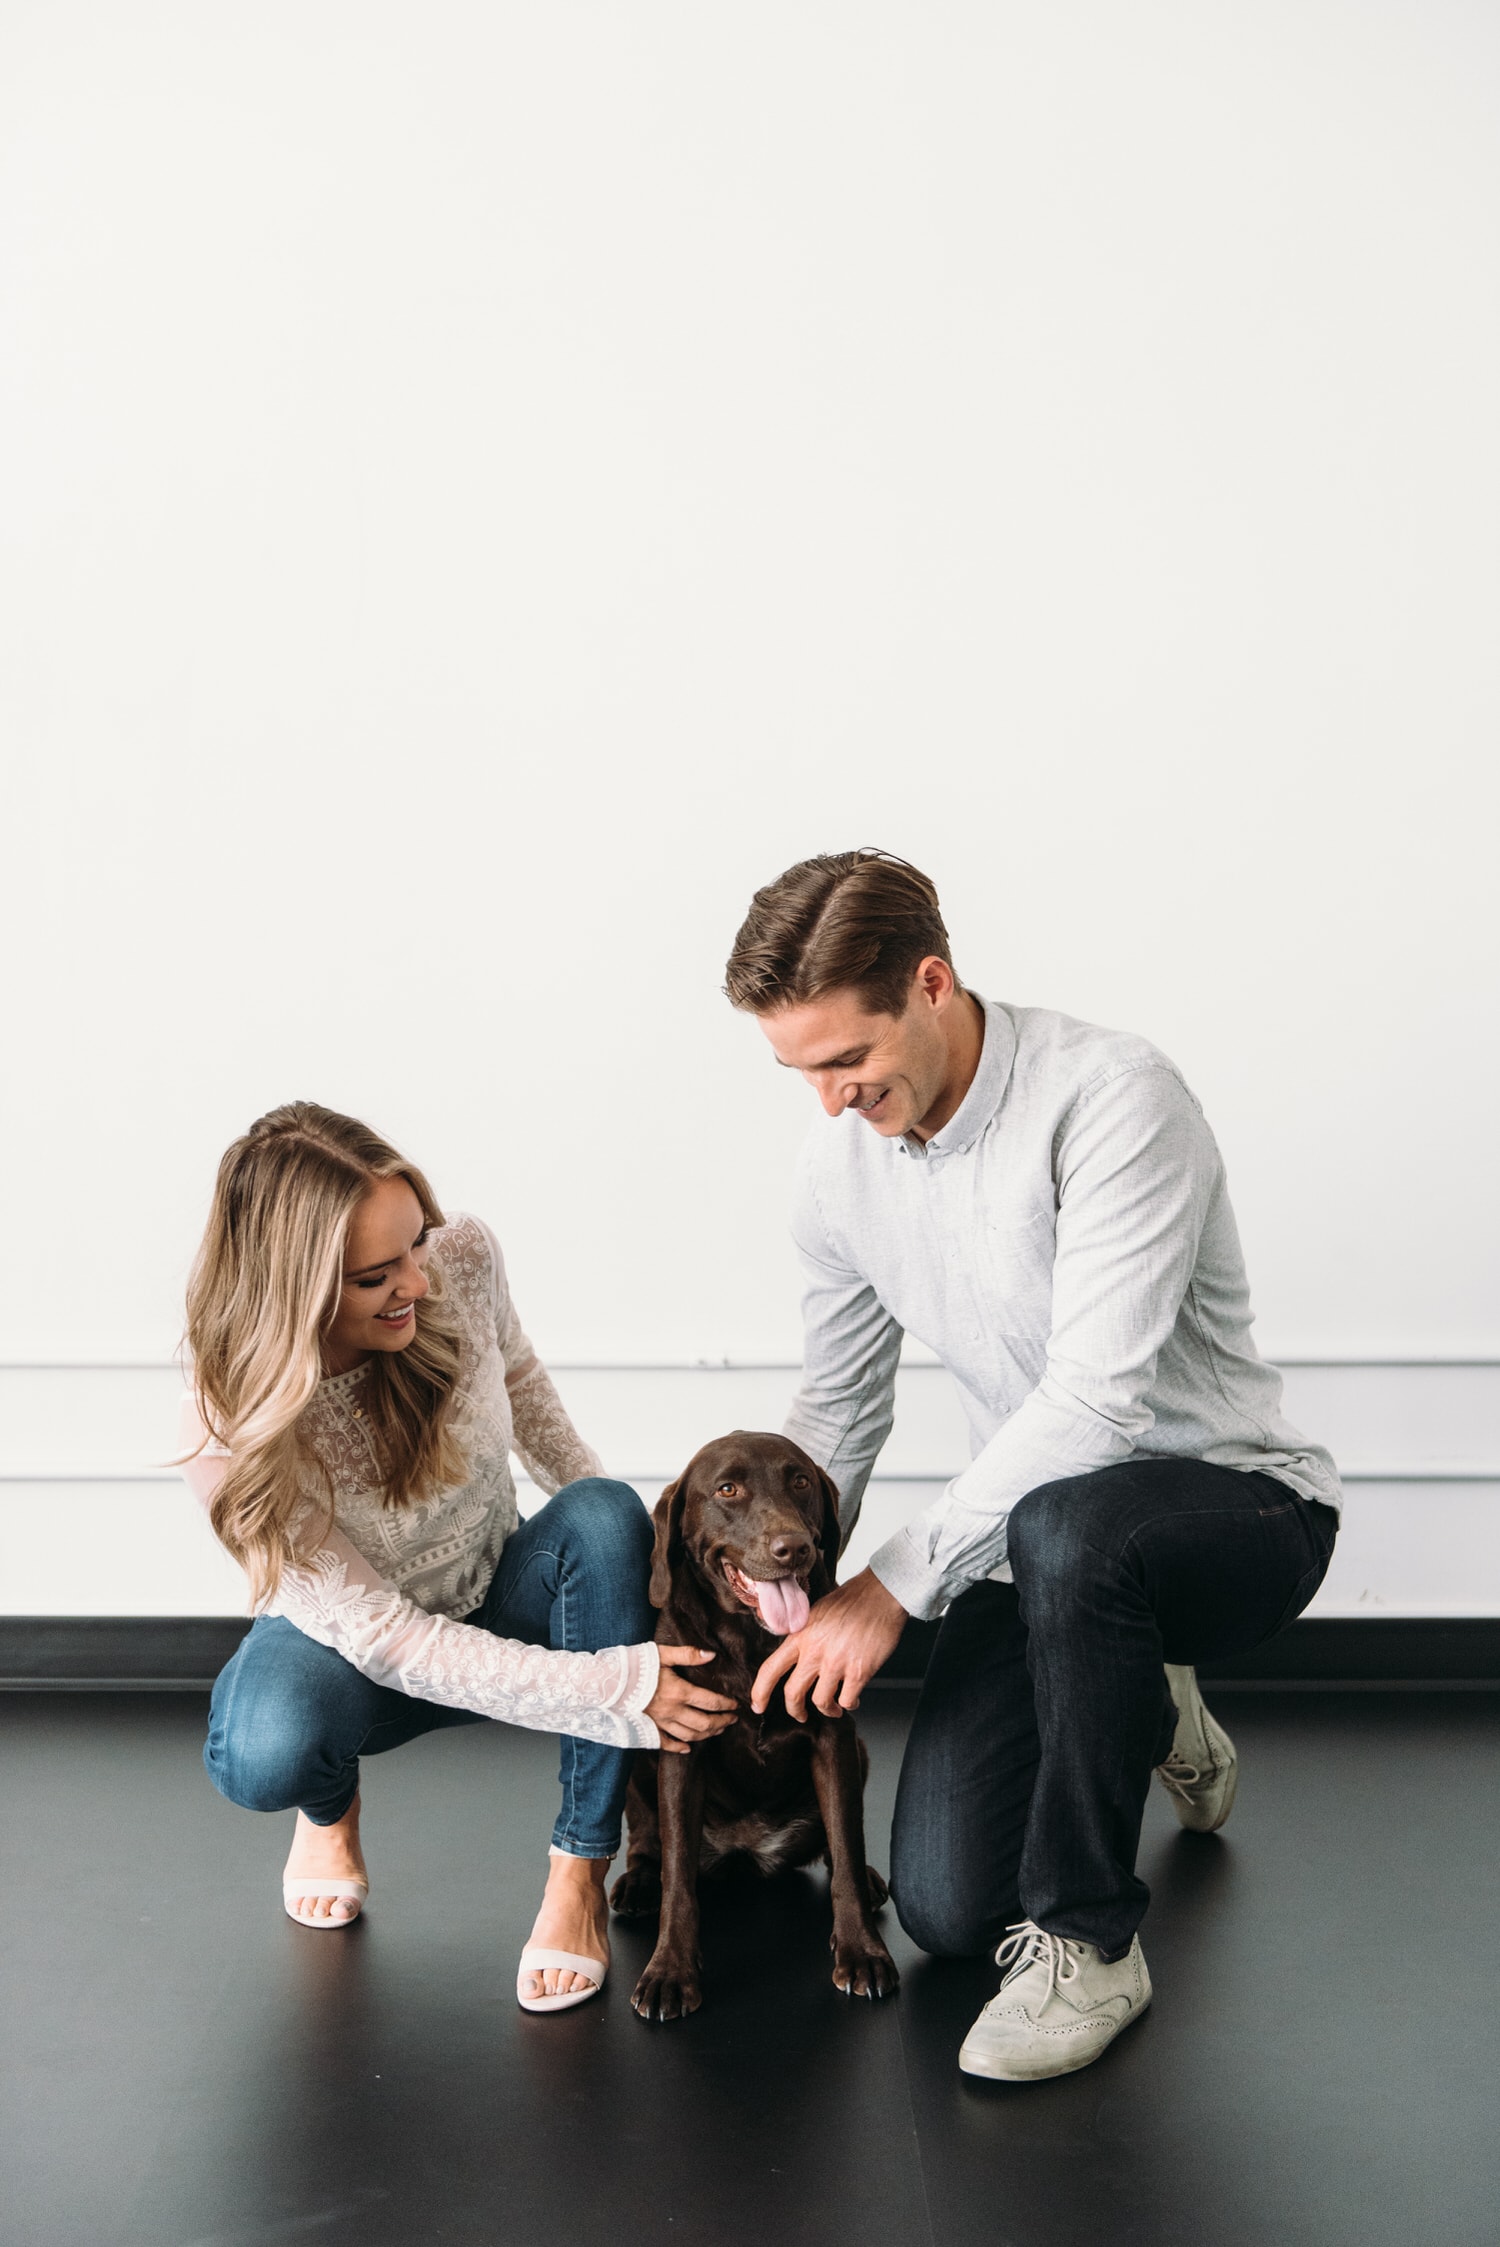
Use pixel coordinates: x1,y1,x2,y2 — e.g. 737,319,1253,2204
321,1176,434,1372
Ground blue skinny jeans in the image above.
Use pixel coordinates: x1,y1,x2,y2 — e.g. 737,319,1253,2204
889,1458,1339,1961
204,1478,654,1858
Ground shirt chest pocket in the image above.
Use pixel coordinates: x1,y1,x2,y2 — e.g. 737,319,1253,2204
977,1208,1055,1334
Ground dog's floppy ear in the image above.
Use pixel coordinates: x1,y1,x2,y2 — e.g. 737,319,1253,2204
814,1465,843,1584
648,1476,687,1610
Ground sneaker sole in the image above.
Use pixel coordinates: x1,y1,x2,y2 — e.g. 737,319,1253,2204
958,1994,1152,2082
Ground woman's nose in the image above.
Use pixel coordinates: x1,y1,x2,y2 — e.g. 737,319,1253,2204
395,1258,430,1300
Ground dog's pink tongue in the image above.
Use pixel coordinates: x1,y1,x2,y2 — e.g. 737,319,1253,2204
756,1576,810,1637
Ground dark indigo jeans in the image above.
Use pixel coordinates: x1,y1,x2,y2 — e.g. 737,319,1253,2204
204,1478,654,1857
889,1458,1339,1961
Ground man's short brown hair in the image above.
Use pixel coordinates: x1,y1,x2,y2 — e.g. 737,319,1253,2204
724,849,955,1018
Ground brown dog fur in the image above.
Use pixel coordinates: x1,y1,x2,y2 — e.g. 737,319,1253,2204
610,1430,899,2019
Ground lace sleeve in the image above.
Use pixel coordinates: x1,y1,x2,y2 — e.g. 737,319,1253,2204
274,1519,660,1748
473,1218,603,1494
179,1396,658,1746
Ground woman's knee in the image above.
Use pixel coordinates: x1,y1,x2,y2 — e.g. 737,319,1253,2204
205,1639,364,1813
204,1715,325,1812
550,1477,653,1566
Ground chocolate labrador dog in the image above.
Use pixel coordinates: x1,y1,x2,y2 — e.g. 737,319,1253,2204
611,1430,899,2020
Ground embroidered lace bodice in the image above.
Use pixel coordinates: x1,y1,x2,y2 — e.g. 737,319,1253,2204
180,1214,659,1750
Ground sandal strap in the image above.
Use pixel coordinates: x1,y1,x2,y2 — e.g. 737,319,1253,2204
516,1946,606,1983
282,1877,368,1901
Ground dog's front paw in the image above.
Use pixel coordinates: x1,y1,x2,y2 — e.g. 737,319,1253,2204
832,1934,900,2001
610,1863,662,1919
631,1952,703,2021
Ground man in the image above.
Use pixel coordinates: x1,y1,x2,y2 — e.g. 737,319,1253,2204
727,849,1341,2082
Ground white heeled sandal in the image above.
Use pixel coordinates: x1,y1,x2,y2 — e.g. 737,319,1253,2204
516,1945,610,2013
517,1845,611,2011
282,1876,368,1929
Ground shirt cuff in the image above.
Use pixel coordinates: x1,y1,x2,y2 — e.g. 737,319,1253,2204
868,1527,960,1622
611,1639,661,1748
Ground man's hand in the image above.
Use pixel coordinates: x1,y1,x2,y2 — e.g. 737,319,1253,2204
751,1568,908,1721
646,1647,740,1754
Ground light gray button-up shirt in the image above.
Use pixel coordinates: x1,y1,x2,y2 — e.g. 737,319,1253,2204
781,996,1343,1621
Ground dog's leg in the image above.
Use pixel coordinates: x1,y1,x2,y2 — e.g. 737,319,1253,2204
810,1722,900,2000
610,1756,663,1920
631,1748,708,2020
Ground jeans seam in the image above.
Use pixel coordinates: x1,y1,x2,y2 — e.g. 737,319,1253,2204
496,1495,643,1857
551,1570,589,1852
559,1566,577,1838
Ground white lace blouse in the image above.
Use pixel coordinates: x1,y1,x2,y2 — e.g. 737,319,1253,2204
179,1214,661,1750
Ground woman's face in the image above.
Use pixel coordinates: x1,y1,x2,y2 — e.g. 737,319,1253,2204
322,1175,433,1376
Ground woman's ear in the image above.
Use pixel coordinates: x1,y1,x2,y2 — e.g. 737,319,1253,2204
648,1477,686,1610
815,1466,843,1583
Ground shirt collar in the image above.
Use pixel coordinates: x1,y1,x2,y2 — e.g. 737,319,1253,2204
898,994,1016,1160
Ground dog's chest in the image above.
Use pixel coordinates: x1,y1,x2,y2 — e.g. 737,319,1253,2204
697,1715,823,1871
699,1805,824,1873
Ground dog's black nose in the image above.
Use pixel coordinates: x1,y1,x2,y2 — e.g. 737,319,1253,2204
769,1532,814,1568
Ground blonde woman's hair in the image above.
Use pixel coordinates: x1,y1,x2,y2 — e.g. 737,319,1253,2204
185,1102,468,1608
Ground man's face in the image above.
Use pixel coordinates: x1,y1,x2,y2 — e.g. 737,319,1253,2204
757,966,956,1140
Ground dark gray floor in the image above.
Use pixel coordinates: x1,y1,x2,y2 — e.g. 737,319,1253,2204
3,1688,1499,2247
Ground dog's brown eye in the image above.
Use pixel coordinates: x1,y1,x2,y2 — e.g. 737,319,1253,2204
716,1481,739,1498
791,1473,810,1490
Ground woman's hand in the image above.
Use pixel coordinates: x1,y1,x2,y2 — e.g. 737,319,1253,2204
646,1646,739,1754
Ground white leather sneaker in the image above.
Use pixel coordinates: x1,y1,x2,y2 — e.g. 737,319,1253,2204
958,1921,1152,2082
1155,1662,1238,1832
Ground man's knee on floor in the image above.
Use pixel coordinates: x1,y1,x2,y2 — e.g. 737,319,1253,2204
891,1880,1003,1960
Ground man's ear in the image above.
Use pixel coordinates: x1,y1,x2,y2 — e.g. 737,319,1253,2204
648,1477,686,1610
815,1466,843,1584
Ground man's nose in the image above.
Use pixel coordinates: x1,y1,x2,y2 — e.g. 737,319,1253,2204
805,1071,854,1117
768,1528,815,1569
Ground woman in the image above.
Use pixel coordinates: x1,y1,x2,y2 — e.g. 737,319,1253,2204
180,1102,734,2012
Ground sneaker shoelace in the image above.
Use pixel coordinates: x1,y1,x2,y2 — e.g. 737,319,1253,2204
994,1920,1082,2005
1154,1745,1207,1803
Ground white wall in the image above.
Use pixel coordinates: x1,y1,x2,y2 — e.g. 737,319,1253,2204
2,1360,1497,1619
2,4,1496,1611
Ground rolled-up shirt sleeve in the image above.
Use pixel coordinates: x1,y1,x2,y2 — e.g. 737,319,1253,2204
868,1066,1219,1618
781,1156,904,1553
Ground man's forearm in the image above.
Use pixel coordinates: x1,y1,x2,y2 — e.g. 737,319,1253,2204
867,1370,1146,1618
